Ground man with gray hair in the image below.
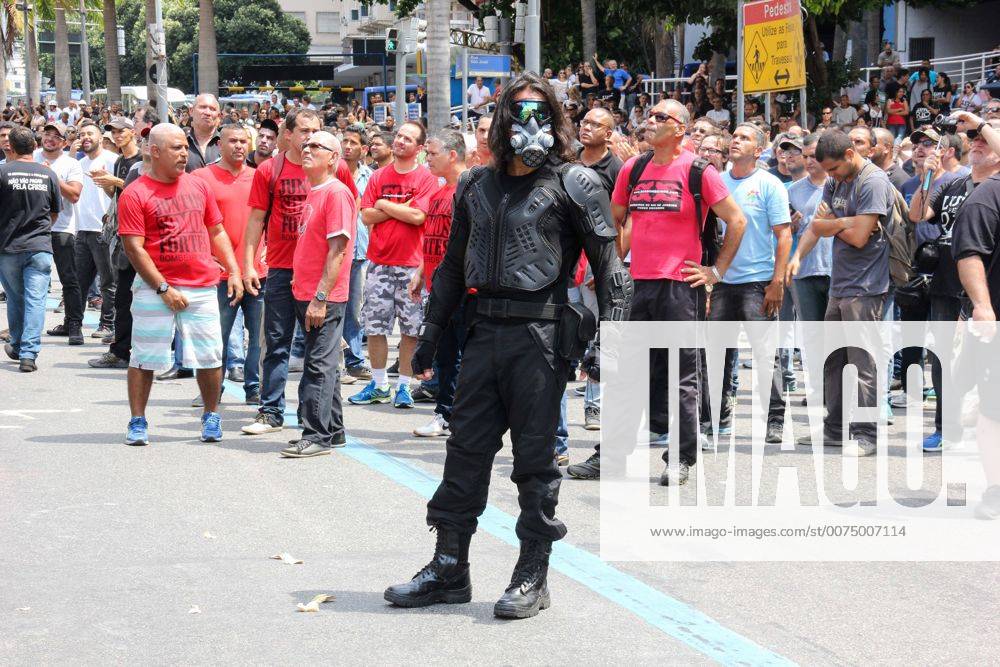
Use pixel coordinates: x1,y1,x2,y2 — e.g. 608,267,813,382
710,122,793,443
279,131,357,458
186,93,222,172
568,98,748,484
410,129,468,437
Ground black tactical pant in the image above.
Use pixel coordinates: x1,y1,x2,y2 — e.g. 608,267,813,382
427,318,568,543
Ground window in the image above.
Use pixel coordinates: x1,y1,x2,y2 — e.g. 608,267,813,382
350,9,359,21
360,4,369,17
908,37,935,63
287,11,306,24
389,0,397,10
317,12,340,33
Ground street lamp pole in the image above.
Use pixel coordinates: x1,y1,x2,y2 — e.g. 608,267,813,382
524,0,539,74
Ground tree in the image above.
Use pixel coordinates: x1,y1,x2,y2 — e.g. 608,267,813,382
54,5,70,105
197,0,216,93
425,0,450,131
102,0,120,104
580,0,596,63
1,0,20,106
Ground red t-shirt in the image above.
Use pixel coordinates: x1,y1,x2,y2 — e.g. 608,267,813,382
361,163,438,267
192,164,264,280
248,156,358,270
118,173,224,288
291,178,357,303
612,151,728,281
422,183,456,290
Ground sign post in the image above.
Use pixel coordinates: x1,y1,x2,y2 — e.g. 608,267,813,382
741,0,807,106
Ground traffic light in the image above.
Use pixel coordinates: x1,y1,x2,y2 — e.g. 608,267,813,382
385,28,399,54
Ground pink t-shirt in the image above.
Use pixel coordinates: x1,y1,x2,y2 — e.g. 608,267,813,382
291,178,357,303
612,150,728,281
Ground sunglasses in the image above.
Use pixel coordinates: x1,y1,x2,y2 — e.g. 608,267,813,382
510,99,552,125
986,106,1000,114
648,111,684,125
916,139,936,148
699,147,724,156
303,141,335,152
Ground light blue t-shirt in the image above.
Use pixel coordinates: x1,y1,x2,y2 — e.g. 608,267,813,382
787,177,833,279
604,68,630,90
718,168,791,284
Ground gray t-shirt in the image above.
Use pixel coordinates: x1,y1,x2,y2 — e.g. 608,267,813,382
823,161,894,297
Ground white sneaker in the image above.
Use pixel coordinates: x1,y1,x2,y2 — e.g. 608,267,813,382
241,414,282,435
288,356,304,373
890,393,912,408
414,414,449,437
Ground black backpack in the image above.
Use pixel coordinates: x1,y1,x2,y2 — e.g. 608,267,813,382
625,150,721,266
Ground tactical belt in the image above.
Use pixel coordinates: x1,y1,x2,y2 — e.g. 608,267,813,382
475,297,564,321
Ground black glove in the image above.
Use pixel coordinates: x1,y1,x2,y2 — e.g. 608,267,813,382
411,321,444,377
580,340,599,382
411,339,437,377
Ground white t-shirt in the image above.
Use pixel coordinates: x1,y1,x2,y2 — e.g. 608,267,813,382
77,150,118,232
33,149,83,234
706,108,732,127
467,84,491,107
549,78,568,102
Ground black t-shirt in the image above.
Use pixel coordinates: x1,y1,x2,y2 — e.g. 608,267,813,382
952,174,1000,316
578,147,623,196
0,161,61,254
928,174,977,297
113,151,142,197
598,86,620,108
767,166,794,184
911,102,934,126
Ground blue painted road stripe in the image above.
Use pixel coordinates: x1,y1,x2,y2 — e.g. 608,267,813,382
341,436,795,666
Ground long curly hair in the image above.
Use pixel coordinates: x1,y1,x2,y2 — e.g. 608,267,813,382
488,71,577,171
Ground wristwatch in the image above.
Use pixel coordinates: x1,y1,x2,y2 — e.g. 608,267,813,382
314,291,327,303
156,282,170,295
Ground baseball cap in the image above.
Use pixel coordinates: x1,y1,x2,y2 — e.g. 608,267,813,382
563,99,579,108
909,126,941,144
259,118,280,135
43,121,67,138
104,116,135,131
778,136,803,151
102,130,114,143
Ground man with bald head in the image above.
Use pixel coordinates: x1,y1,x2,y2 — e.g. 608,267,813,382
186,93,222,172
569,98,748,485
872,127,908,190
279,130,357,458
117,123,243,446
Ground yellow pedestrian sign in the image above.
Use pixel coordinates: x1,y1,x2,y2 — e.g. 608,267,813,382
742,0,806,93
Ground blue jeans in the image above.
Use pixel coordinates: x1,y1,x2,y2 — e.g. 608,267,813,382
0,251,52,360
343,259,367,368
291,323,305,359
555,391,569,456
219,281,263,393
227,309,245,369
260,269,295,421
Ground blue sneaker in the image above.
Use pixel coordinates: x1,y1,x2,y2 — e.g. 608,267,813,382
125,416,148,446
348,380,392,405
649,431,669,446
922,431,943,452
394,384,415,409
201,411,223,442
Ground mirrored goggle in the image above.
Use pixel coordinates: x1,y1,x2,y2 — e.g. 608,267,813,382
511,100,552,125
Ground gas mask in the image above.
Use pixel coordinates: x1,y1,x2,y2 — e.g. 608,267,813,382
509,99,555,168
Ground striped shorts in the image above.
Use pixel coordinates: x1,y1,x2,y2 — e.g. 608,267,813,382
130,279,223,371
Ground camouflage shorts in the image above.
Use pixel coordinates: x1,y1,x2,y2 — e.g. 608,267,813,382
362,263,423,337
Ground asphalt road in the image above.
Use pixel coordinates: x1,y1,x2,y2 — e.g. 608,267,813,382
1,297,997,664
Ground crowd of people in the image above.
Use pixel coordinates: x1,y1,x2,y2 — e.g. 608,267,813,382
2,58,1000,499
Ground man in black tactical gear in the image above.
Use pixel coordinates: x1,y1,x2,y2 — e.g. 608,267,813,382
384,73,633,619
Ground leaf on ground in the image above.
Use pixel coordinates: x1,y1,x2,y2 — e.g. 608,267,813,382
296,594,335,612
270,552,303,565
203,532,217,540
16,607,30,612
188,605,201,614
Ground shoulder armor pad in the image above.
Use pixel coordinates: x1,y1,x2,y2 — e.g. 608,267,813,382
457,165,488,199
562,164,616,239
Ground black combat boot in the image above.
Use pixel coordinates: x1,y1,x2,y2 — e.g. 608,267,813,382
493,539,552,619
384,527,472,607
